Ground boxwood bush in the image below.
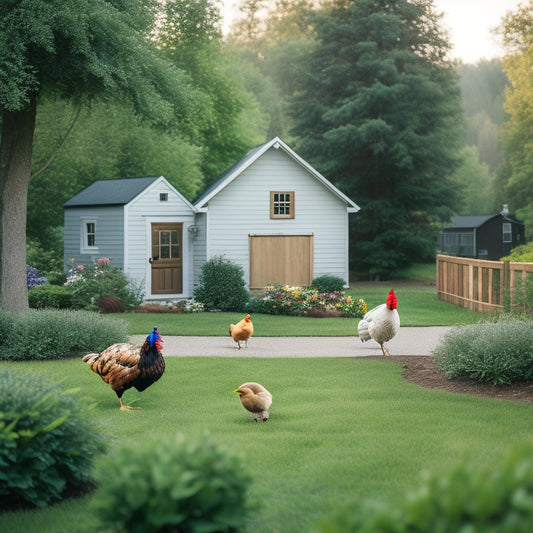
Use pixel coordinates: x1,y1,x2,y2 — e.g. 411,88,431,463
433,318,533,384
312,275,346,293
28,284,75,309
0,370,105,509
92,432,252,532
319,442,533,532
193,255,249,311
0,309,128,360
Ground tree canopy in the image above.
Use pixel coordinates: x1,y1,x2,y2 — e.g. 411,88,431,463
0,0,200,312
499,0,533,239
287,0,464,276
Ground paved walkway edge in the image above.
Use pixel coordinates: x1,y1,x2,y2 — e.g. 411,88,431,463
130,326,453,358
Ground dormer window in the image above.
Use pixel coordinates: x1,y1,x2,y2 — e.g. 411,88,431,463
270,191,294,219
160,193,168,202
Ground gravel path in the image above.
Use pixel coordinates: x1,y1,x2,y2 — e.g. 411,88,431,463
130,326,453,358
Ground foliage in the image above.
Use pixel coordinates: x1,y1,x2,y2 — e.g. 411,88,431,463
433,318,533,384
501,242,533,262
26,231,64,275
193,255,249,311
312,275,346,293
249,284,367,318
319,442,533,533
288,0,464,277
0,369,105,509
0,309,128,361
65,258,144,311
28,284,74,310
499,3,533,240
26,265,48,290
92,432,252,533
457,59,508,176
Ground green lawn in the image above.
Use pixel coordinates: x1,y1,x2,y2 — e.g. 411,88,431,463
121,282,484,336
1,356,531,533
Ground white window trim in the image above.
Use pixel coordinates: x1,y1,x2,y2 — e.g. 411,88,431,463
81,219,99,254
502,222,512,243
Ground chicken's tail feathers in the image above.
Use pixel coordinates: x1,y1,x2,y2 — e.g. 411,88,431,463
357,320,371,342
82,352,99,363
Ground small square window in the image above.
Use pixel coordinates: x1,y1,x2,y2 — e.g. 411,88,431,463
160,193,168,202
270,191,295,219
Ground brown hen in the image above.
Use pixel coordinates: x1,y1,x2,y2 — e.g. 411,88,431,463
233,382,272,422
82,327,165,410
229,314,253,349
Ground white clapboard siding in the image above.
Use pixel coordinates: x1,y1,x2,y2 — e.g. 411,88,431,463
125,177,196,298
202,147,352,287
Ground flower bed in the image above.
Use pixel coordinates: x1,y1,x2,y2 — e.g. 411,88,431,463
249,284,367,318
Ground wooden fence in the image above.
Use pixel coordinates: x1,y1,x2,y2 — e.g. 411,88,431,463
436,254,533,312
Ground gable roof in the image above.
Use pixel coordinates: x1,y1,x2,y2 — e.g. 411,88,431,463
445,213,523,230
194,137,360,212
63,177,160,207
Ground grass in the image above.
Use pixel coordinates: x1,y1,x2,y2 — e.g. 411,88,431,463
121,280,484,336
1,357,531,533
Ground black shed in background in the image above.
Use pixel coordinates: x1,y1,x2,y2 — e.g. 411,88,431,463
439,205,526,260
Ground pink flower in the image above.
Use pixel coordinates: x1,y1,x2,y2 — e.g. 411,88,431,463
98,257,110,265
76,265,84,271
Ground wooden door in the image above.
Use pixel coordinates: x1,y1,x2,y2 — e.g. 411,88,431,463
150,223,183,294
249,235,313,289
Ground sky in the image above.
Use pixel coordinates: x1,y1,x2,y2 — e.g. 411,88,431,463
221,0,524,64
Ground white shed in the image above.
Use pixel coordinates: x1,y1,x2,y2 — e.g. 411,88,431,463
193,137,360,290
63,137,360,302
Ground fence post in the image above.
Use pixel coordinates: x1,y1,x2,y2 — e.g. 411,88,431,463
503,261,511,312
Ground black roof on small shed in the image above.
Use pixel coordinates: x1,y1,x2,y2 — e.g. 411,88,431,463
63,177,160,207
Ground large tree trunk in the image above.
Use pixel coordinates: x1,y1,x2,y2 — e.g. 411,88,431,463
0,96,37,313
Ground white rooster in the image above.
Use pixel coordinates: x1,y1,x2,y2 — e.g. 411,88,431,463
357,289,400,356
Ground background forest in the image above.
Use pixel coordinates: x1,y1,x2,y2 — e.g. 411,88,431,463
18,0,533,279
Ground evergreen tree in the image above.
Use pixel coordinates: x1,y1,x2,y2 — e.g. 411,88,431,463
288,0,464,276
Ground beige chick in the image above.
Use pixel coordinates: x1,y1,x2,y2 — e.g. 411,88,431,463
233,382,272,422
229,314,253,349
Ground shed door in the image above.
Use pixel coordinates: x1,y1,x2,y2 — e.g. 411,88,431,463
150,223,182,294
249,235,313,289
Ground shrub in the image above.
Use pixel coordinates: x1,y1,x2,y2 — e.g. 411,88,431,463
26,264,48,289
249,284,367,318
28,284,75,309
0,309,128,360
319,442,533,533
0,370,105,509
312,275,346,293
92,432,252,533
65,258,144,311
193,255,249,311
433,318,533,384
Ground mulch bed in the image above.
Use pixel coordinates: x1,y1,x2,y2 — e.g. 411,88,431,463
368,355,533,403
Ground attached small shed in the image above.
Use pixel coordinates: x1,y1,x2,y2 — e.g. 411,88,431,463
64,176,198,298
64,137,360,302
439,206,525,260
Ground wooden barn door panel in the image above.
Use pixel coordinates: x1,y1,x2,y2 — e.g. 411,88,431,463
151,223,183,294
250,235,313,289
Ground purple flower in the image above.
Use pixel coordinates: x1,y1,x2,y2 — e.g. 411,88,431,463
27,265,48,290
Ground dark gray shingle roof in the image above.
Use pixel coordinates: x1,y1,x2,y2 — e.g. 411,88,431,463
63,177,160,207
445,213,523,230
